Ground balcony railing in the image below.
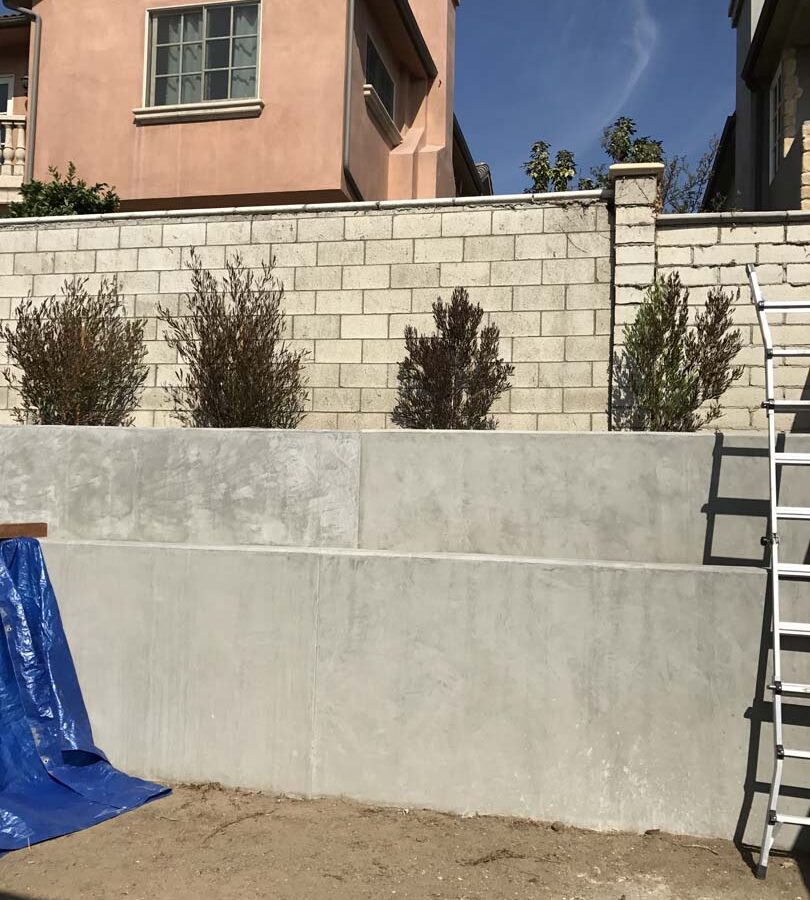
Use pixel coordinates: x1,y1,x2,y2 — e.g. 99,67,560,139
0,115,26,183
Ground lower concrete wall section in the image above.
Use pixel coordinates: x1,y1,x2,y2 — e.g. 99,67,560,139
44,539,791,845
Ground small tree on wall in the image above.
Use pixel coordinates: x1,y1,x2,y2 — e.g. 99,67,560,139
392,287,514,430
614,273,744,432
158,251,308,428
2,278,148,425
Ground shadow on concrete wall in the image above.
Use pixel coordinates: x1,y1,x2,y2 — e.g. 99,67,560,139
790,370,810,434
733,571,810,876
707,431,810,879
701,433,770,568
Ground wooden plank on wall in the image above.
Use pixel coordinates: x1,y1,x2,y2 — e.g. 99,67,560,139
0,523,48,539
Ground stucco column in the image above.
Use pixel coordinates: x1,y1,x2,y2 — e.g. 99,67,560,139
608,162,664,428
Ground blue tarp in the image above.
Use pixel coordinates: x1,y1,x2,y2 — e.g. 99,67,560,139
0,537,167,851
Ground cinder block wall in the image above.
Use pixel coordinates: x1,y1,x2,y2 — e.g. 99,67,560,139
0,196,613,431
652,212,810,430
5,166,810,432
607,163,810,432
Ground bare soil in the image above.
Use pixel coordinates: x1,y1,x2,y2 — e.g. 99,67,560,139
0,784,807,900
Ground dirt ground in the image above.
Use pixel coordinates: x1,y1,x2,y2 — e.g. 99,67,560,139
0,784,808,900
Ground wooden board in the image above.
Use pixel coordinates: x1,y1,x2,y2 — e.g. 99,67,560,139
0,523,48,539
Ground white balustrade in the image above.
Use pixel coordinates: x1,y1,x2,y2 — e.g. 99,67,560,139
0,116,26,180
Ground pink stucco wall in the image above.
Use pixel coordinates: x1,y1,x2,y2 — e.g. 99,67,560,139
33,0,348,208
405,0,456,198
28,0,459,208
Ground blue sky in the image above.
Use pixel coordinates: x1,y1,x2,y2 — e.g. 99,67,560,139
455,0,736,194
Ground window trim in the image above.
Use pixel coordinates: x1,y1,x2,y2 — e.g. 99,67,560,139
140,1,262,119
365,36,395,122
769,63,784,183
363,84,401,147
0,75,15,116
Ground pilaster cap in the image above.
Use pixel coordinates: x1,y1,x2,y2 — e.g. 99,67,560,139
608,163,665,180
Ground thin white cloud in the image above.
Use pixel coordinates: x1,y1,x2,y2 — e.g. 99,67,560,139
611,0,659,114
565,0,660,155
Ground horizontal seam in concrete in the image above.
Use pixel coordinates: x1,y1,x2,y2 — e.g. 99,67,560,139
0,191,613,228
41,539,767,576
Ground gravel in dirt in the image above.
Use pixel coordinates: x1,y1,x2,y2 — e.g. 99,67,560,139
0,783,807,900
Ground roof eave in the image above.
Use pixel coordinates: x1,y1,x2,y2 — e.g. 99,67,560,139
453,115,485,196
741,0,780,87
391,0,437,79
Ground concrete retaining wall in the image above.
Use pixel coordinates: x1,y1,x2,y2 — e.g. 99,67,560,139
43,539,783,843
3,426,810,565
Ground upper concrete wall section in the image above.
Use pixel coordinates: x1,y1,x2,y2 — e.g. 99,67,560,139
0,426,361,549
3,426,809,566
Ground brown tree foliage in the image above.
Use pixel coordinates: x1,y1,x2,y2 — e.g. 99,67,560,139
392,287,514,430
2,278,148,425
158,251,308,428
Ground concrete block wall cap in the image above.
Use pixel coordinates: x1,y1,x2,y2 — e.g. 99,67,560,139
608,162,666,179
0,191,613,228
658,209,810,226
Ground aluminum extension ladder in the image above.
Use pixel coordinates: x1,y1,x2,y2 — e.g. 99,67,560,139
750,262,810,878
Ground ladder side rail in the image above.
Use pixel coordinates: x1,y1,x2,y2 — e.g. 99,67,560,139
749,264,776,362
750,263,785,879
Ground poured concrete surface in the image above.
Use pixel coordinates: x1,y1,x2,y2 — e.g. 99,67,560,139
0,426,360,549
41,539,788,845
3,427,810,565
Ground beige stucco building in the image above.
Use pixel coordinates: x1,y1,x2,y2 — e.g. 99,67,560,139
0,0,488,210
709,0,810,211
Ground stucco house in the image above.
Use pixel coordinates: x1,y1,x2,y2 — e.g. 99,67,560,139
708,0,810,211
0,0,489,210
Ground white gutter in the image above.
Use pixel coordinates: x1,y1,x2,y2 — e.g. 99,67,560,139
0,190,613,227
341,0,361,201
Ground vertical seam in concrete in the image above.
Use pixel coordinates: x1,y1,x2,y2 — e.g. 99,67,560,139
607,202,617,432
307,552,322,798
355,433,364,550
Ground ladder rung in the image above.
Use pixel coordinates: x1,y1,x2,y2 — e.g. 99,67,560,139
779,622,810,636
772,682,810,695
783,748,810,760
778,564,810,579
771,348,810,358
774,813,810,827
766,400,810,412
776,506,810,520
759,301,810,311
775,452,810,466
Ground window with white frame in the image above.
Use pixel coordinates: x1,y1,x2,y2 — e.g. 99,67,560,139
769,64,784,182
0,76,14,116
148,2,260,107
